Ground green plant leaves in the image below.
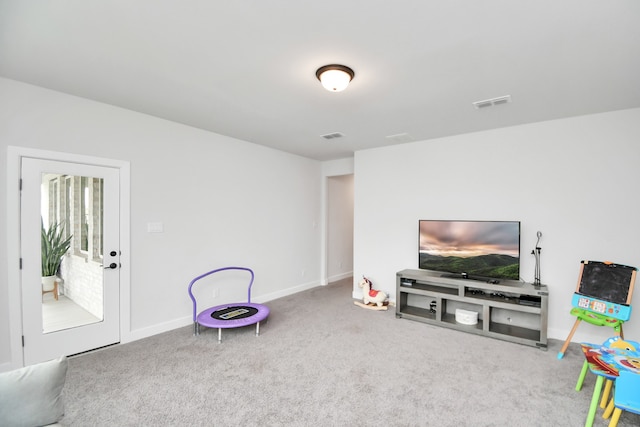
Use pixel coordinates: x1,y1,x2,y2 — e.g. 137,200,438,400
41,219,73,277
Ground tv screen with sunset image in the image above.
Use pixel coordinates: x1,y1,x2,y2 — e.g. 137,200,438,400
419,220,521,281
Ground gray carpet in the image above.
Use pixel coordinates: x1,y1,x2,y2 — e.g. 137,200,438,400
61,278,639,426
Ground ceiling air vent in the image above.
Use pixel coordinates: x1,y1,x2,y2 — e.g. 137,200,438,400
386,133,414,143
472,95,512,109
321,132,345,140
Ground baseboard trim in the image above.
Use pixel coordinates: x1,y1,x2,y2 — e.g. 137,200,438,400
124,316,193,343
328,271,353,283
252,279,321,304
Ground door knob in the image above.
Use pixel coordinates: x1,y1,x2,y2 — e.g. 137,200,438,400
104,263,118,269
110,251,118,257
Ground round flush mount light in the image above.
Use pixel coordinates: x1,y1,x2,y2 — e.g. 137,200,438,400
316,64,355,92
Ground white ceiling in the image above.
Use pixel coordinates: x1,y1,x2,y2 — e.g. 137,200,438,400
1,1,639,161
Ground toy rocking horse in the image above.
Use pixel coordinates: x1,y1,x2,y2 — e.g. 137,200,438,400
354,276,389,311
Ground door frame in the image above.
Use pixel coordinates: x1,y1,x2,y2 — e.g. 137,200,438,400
6,146,131,369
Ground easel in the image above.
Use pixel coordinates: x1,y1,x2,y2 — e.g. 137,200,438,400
557,260,637,360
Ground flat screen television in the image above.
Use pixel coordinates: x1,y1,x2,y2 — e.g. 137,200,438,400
419,220,521,282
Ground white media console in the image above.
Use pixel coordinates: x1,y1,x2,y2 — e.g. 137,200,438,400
396,269,548,349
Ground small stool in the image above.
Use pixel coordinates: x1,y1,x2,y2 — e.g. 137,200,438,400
603,370,640,427
42,279,59,301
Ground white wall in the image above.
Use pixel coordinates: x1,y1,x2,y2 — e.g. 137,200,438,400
354,108,640,344
0,78,322,368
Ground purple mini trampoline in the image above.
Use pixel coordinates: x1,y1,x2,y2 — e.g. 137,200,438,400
188,267,269,342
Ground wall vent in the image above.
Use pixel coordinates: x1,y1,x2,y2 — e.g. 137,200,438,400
321,132,345,140
472,95,511,109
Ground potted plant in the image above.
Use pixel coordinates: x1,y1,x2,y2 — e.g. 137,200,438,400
41,219,73,292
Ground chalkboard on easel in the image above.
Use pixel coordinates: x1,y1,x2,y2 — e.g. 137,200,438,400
576,260,637,305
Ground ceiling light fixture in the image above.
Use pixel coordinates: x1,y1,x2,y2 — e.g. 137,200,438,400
316,64,355,92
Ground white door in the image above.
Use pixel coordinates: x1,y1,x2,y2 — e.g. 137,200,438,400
21,158,121,365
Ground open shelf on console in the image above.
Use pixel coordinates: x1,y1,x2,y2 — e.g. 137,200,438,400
400,281,458,296
441,312,484,331
463,287,542,308
489,322,541,342
399,305,435,321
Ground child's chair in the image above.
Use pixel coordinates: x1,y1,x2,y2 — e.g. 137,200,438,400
605,369,640,427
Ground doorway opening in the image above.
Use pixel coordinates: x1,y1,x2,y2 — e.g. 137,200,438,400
326,174,354,284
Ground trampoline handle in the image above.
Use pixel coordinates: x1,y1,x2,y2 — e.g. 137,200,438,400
187,267,255,322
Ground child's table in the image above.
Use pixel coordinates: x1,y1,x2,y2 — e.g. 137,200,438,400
579,340,640,427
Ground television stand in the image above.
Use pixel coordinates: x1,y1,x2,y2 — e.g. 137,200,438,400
396,269,548,349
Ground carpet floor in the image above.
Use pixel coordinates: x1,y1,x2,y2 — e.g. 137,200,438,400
61,278,640,426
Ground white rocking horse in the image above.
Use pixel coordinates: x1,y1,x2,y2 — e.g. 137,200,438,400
355,276,388,310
